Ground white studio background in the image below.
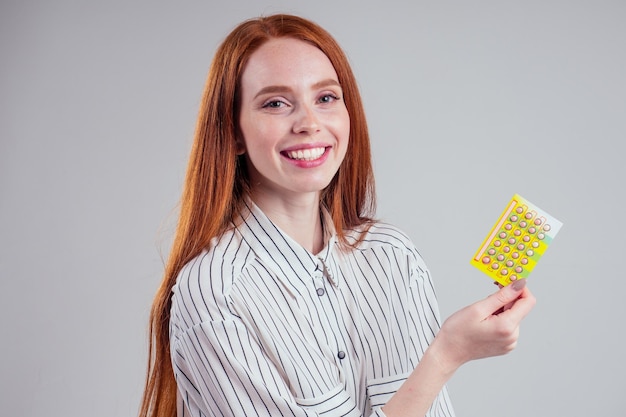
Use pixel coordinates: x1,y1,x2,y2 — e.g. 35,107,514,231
1,1,624,416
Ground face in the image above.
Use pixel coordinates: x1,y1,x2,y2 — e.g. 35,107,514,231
238,37,350,204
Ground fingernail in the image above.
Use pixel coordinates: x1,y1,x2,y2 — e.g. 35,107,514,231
511,279,527,291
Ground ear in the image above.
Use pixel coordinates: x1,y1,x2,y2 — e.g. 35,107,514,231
234,127,246,155
235,139,246,155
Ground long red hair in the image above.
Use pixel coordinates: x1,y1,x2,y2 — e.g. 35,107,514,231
139,14,376,417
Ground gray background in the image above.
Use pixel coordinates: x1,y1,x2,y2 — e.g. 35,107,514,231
2,1,624,416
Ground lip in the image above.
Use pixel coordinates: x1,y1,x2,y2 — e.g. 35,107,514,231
280,144,331,168
281,142,331,152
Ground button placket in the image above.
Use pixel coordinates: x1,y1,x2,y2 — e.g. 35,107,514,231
313,270,325,297
311,260,347,365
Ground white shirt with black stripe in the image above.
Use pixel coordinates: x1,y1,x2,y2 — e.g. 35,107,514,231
170,200,455,417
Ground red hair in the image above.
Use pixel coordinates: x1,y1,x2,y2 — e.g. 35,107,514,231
139,14,375,417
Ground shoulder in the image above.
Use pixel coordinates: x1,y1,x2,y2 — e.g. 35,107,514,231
171,227,256,326
345,221,418,253
178,227,255,286
343,221,430,273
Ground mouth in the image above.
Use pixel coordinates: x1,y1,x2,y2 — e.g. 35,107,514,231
283,146,328,161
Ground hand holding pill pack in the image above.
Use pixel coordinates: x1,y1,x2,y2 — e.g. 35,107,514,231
471,194,563,286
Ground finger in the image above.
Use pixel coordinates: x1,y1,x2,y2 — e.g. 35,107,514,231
498,286,536,322
493,281,515,311
480,279,528,316
496,297,518,316
502,285,517,311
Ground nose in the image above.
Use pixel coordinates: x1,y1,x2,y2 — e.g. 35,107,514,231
292,104,320,135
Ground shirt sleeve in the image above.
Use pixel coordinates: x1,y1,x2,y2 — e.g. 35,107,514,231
408,248,456,417
360,231,455,417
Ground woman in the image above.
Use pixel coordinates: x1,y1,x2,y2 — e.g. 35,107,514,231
140,14,535,417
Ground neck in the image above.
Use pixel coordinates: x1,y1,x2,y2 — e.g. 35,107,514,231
251,191,324,254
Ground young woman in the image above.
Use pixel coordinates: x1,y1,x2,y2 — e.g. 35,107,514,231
140,14,535,417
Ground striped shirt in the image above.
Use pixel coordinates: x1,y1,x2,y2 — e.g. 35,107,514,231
170,200,455,417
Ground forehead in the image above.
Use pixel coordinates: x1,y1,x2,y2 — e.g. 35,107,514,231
240,38,339,90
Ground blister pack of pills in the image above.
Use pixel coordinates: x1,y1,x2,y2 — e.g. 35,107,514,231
471,194,563,286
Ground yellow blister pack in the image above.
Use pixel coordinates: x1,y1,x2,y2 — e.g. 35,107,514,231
471,194,563,286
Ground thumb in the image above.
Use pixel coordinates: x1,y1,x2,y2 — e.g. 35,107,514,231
482,279,527,315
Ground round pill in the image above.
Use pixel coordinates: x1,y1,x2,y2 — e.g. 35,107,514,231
488,248,496,255
510,275,518,281
510,215,518,222
516,207,524,214
503,246,511,253
528,227,536,234
508,238,516,244
497,254,505,261
544,224,551,231
499,232,507,239
494,240,501,247
506,260,514,267
482,256,491,264
526,250,534,256
534,218,542,225
517,244,525,250
525,212,533,219
519,221,527,228
492,263,500,269
532,241,539,248
501,269,509,275
505,224,512,230
538,233,545,240
521,258,528,265
523,236,530,242
515,266,523,273
512,252,520,259
514,230,521,236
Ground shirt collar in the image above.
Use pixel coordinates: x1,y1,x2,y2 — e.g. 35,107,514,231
235,199,340,296
317,205,339,286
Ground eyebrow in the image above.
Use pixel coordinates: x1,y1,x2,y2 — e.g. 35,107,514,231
253,79,342,99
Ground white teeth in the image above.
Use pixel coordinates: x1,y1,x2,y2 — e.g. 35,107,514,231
286,147,325,161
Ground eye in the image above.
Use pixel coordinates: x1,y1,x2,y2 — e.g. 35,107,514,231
262,100,286,109
318,94,340,104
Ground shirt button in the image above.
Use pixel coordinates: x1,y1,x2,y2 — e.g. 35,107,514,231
337,351,346,360
316,288,325,296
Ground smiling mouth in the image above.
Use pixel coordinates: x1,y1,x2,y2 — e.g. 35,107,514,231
284,147,327,161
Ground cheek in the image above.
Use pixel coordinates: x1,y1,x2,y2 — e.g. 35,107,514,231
241,114,281,146
240,122,279,169
240,120,263,154
337,112,351,152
